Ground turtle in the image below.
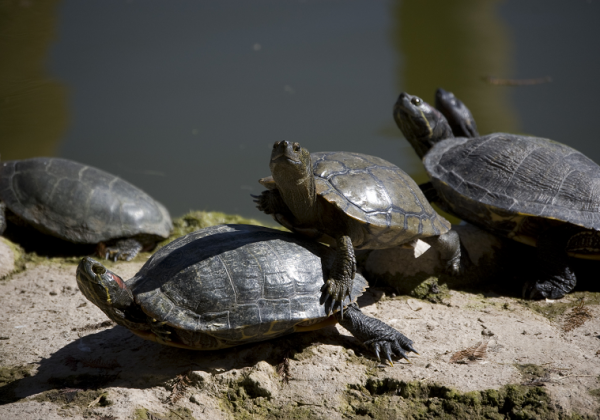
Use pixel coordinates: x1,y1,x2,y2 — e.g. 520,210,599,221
434,88,479,138
394,89,600,299
0,157,173,261
76,224,418,365
253,141,467,310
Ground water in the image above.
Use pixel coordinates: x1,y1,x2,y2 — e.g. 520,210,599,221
2,0,600,224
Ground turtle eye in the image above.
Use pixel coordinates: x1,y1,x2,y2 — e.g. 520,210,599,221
92,264,106,275
411,97,422,106
273,141,280,149
292,142,300,152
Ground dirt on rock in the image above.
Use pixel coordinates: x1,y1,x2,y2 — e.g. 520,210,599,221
1,215,599,419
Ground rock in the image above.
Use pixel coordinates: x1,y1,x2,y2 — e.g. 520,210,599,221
0,237,23,279
188,370,212,388
241,361,278,399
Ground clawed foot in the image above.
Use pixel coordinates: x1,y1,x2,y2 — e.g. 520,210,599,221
252,190,279,215
100,238,143,262
322,236,357,318
320,278,354,318
523,279,572,300
149,318,172,343
522,265,576,300
364,328,419,366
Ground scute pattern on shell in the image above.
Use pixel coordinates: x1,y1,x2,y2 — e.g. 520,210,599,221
0,158,172,243
311,151,451,249
425,134,600,232
128,224,368,346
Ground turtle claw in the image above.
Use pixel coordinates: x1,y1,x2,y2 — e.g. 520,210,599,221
102,239,143,262
324,278,352,319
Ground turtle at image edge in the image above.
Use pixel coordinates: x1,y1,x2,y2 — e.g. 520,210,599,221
394,88,600,299
0,157,172,260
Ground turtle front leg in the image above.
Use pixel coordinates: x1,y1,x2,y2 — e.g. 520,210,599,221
425,229,470,275
253,189,299,231
523,227,577,300
101,238,144,262
336,303,418,366
253,189,288,216
322,235,356,317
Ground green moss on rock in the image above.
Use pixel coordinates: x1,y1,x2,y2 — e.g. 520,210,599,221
344,380,595,419
134,407,196,420
33,388,111,410
219,376,320,420
163,210,276,245
520,292,600,321
0,364,33,404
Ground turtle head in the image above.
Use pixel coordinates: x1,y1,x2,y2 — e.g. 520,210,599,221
269,140,312,181
393,92,454,159
434,88,479,138
76,257,134,313
268,140,317,222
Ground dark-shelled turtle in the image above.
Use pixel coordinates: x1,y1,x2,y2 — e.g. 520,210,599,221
0,157,172,260
76,224,418,364
394,90,600,299
254,141,467,309
434,88,479,138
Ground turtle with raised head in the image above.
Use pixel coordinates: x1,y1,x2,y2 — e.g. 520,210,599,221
394,89,600,299
434,88,479,138
0,157,172,260
254,141,467,310
76,224,418,365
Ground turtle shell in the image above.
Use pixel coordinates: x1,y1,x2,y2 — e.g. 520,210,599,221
0,158,172,243
310,151,450,249
127,224,368,349
424,134,600,248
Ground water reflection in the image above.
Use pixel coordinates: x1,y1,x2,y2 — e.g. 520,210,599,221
394,0,519,137
0,0,67,160
0,1,599,223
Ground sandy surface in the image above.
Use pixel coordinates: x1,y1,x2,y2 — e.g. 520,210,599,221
0,248,599,419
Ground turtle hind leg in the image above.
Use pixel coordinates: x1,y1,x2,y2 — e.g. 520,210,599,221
426,229,471,276
336,303,417,366
523,226,577,300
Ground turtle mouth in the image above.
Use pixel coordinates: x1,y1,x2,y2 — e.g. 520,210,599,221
271,153,301,166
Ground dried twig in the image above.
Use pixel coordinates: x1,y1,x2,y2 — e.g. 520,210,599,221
450,341,488,364
562,298,592,332
482,75,552,86
277,350,292,384
168,372,192,404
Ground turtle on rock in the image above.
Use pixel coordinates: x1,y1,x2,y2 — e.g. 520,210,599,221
76,224,418,365
254,141,468,310
0,157,172,260
394,89,600,299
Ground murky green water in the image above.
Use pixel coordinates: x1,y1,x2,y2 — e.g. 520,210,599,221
1,0,599,223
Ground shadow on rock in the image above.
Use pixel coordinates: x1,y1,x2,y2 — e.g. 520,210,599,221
2,320,365,404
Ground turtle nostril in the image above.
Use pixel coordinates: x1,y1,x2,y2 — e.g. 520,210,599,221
92,264,106,275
